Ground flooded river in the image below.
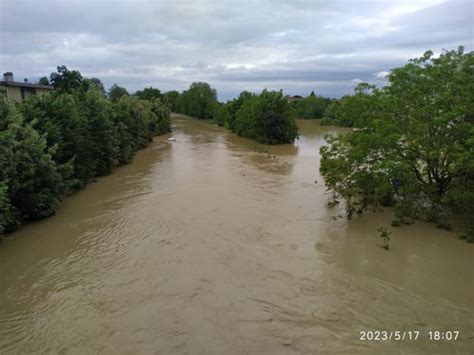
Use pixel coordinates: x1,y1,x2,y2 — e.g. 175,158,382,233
0,115,473,354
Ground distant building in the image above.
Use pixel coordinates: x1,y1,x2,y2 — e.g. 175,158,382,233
0,72,54,102
286,95,303,103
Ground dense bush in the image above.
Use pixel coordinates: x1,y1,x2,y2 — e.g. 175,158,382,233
0,67,171,234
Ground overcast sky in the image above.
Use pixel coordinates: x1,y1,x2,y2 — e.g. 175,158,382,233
1,0,472,100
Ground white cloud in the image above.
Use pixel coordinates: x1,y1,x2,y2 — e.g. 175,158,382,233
374,71,390,79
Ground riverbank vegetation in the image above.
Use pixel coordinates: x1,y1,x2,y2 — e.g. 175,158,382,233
176,82,219,121
0,66,171,235
170,84,299,144
320,47,474,241
217,90,299,144
292,92,333,119
320,83,383,127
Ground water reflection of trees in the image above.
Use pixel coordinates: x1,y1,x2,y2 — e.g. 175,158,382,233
223,130,298,176
173,117,220,145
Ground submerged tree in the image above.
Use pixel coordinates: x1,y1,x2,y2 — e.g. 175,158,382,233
321,83,383,127
216,91,253,129
0,99,67,232
234,90,299,144
20,91,93,189
163,90,181,112
320,47,474,234
178,82,219,120
1,68,172,235
378,227,392,250
294,94,332,119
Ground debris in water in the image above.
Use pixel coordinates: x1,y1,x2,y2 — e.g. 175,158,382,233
168,137,176,142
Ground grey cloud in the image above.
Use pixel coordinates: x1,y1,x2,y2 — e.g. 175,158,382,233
0,0,471,100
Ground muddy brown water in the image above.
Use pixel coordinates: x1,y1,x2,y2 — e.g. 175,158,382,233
0,115,473,354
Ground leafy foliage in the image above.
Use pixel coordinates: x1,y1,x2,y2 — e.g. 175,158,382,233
216,91,253,130
293,94,332,119
50,65,86,93
172,83,298,144
0,101,66,232
149,98,172,136
163,90,181,112
213,90,299,144
320,47,474,237
0,67,171,234
177,82,219,120
321,83,383,127
87,77,106,95
135,87,162,101
80,88,118,176
233,90,299,144
108,84,129,102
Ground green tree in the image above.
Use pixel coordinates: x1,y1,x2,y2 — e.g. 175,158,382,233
135,87,162,101
216,91,253,129
178,82,219,120
1,68,172,235
50,65,85,93
109,84,129,103
234,90,299,144
320,47,474,232
294,94,332,119
80,88,118,176
0,99,66,232
112,96,150,164
37,76,49,85
163,90,181,112
20,92,93,189
149,98,171,136
321,83,382,127
0,181,12,234
86,77,106,95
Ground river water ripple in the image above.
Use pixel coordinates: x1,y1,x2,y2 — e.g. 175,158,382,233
0,115,473,354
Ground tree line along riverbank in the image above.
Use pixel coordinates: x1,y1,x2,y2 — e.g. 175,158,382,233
0,66,171,234
0,66,305,235
319,47,473,242
164,47,473,242
2,46,473,241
